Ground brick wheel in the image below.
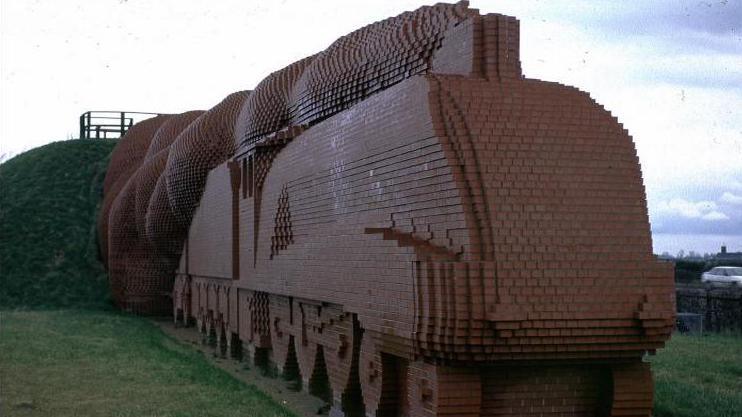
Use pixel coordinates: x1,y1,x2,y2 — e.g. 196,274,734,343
269,295,293,373
359,332,402,417
323,312,356,406
294,331,319,386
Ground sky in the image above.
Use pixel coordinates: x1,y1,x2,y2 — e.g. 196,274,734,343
1,0,740,255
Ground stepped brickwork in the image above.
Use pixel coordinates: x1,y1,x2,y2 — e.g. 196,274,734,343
100,2,674,415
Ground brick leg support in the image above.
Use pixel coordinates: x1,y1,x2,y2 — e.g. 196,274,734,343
610,362,653,417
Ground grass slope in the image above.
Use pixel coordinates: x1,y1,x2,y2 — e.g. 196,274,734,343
0,140,115,308
651,333,742,417
0,310,294,417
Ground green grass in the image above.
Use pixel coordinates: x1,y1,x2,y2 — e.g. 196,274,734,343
0,309,295,417
651,333,742,417
0,140,115,308
3,311,738,417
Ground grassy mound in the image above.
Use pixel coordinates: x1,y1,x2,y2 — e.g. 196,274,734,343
0,139,116,308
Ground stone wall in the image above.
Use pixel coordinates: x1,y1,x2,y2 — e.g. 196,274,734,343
676,283,742,333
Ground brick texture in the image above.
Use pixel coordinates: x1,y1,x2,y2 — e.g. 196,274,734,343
100,2,674,416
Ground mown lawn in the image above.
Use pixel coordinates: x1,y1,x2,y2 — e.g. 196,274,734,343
2,309,740,417
651,332,742,417
0,309,294,417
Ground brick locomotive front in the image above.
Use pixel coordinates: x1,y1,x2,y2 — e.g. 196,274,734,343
101,3,675,416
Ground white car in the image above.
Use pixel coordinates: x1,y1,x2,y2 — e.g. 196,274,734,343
701,266,742,285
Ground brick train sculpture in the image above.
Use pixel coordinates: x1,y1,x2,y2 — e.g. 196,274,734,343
99,3,675,416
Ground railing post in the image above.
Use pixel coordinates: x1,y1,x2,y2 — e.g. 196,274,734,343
78,111,163,140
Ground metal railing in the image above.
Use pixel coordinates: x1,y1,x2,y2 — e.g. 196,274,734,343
79,111,161,139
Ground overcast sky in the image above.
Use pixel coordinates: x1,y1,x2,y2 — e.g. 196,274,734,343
1,0,740,255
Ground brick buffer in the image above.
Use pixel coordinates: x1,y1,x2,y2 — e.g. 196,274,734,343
99,2,675,416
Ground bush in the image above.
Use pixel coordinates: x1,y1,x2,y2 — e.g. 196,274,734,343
674,260,706,283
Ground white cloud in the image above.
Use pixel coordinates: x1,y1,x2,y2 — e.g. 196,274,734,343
702,211,730,221
721,192,742,205
655,198,729,221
